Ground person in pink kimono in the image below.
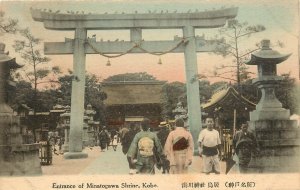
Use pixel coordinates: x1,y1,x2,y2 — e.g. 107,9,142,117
164,118,194,174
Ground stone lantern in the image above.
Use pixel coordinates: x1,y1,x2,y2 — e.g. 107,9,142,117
172,102,188,120
85,104,96,147
0,43,41,175
82,115,89,147
60,106,71,152
246,39,291,120
246,39,300,173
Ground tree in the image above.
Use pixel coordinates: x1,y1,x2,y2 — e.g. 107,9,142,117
13,28,60,140
7,80,34,110
103,72,158,82
276,73,298,114
0,10,18,35
211,19,266,89
57,72,107,124
161,82,186,119
13,28,61,103
232,73,298,114
198,80,214,104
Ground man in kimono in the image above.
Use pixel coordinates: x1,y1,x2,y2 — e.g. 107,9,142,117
164,118,194,174
157,122,171,173
233,123,258,173
198,117,222,174
98,126,110,152
127,118,163,174
122,124,140,174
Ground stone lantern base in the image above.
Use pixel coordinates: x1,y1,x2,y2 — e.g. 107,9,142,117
62,143,69,152
250,108,290,121
0,144,42,176
248,119,300,173
0,112,42,176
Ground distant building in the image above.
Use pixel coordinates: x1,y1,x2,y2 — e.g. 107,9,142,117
102,81,165,129
202,86,256,135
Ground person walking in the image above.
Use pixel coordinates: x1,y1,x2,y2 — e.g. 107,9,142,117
110,128,118,144
127,118,163,174
112,134,118,151
121,124,140,174
156,122,171,173
164,118,194,174
98,126,110,152
157,122,170,149
198,117,222,174
233,123,258,173
119,126,129,143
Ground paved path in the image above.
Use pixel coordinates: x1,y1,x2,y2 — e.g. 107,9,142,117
80,143,229,175
81,144,129,175
42,143,232,175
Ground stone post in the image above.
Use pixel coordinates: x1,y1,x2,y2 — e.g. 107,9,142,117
64,28,88,159
183,26,202,153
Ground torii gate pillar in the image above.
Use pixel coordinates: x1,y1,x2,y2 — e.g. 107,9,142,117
64,28,88,159
30,7,238,159
183,26,202,153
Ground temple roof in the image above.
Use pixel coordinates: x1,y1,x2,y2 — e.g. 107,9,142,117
202,87,256,111
0,43,22,68
102,81,165,105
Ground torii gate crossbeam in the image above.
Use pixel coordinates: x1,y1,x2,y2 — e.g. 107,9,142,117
31,7,238,159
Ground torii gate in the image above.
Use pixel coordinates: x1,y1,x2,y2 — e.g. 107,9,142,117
31,7,238,159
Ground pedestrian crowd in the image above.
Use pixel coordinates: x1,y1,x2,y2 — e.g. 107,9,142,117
97,117,258,175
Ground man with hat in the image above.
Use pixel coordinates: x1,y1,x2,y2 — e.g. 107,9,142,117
164,118,194,174
157,121,170,148
157,121,171,173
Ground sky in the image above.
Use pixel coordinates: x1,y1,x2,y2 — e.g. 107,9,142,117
1,0,299,85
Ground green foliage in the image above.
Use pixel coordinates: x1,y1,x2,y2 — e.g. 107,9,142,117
233,73,298,114
7,80,60,112
161,82,186,119
7,80,34,110
57,73,107,123
276,73,298,114
103,72,158,82
199,80,213,103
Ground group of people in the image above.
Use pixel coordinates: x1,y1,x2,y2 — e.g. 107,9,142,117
120,117,197,175
118,117,258,175
97,126,119,152
48,131,64,155
199,118,258,174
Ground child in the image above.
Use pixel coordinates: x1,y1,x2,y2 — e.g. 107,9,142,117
112,134,118,151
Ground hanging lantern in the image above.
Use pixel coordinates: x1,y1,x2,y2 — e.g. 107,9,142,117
158,57,162,65
106,58,111,66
